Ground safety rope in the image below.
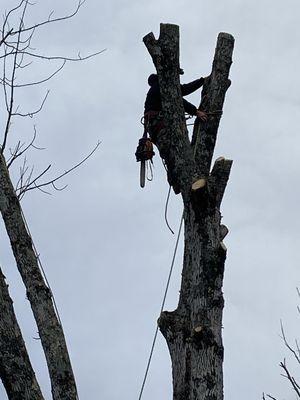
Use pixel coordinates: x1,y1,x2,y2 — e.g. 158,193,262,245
138,213,184,400
146,160,154,181
20,206,63,325
19,205,80,400
164,185,174,235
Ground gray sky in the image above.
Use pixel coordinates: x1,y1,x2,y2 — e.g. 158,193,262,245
1,0,300,399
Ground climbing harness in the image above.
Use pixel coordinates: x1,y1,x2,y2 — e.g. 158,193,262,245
135,116,155,188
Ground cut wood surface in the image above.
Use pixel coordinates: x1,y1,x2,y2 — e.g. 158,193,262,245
191,178,206,191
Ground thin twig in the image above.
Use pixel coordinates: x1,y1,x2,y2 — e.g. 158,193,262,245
2,0,29,153
12,90,50,117
280,360,300,398
7,126,42,168
0,48,106,62
12,0,86,36
18,142,101,197
280,320,300,364
14,60,66,87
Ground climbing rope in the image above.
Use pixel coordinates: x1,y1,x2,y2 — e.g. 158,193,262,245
138,213,184,400
146,160,154,181
20,206,63,326
20,205,80,400
164,185,174,235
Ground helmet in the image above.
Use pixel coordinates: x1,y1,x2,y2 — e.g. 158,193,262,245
148,74,158,86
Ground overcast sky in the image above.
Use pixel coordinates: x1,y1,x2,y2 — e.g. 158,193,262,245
1,0,300,399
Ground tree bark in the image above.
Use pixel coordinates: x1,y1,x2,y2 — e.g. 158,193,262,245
0,267,44,400
144,25,234,400
0,153,77,400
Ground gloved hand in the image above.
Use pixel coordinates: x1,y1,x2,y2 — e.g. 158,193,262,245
196,110,207,121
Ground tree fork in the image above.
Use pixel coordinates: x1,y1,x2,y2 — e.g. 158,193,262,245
144,24,234,400
0,152,77,400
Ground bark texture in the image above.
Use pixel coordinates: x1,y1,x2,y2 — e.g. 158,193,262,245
0,152,77,400
0,267,44,400
144,24,199,198
144,24,234,400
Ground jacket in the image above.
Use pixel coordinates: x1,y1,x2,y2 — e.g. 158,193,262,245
144,77,204,116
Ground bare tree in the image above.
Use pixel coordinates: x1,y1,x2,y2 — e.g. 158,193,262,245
143,24,234,400
0,1,101,399
263,293,300,400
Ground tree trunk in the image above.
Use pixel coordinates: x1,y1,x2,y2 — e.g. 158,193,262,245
0,153,77,400
0,267,44,400
144,25,234,400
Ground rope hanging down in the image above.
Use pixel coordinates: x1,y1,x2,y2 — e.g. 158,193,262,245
20,206,63,326
138,213,184,400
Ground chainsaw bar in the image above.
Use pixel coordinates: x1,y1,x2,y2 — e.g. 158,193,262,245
140,159,146,188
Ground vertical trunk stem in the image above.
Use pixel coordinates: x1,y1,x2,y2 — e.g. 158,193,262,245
0,267,45,400
0,153,77,400
144,25,234,400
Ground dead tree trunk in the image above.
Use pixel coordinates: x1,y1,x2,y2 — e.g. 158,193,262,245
0,152,77,400
144,25,234,400
0,267,44,400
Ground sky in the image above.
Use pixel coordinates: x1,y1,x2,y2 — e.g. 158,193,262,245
0,0,300,399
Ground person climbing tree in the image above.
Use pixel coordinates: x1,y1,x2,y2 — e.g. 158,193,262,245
144,72,208,144
142,72,208,193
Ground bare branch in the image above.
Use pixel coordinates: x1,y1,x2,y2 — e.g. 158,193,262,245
0,48,106,62
33,185,52,196
1,0,29,153
263,394,278,400
12,0,86,36
12,90,50,117
0,28,13,47
16,156,29,192
280,320,300,364
17,163,51,197
18,142,101,198
1,1,25,37
280,360,300,398
7,126,42,168
14,60,66,87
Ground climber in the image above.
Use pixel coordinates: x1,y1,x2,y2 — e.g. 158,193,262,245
144,72,207,143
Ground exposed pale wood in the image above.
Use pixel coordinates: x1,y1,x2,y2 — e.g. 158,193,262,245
0,267,44,400
191,178,206,191
194,326,203,333
220,242,227,251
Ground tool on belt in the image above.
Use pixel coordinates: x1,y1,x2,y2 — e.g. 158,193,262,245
135,117,155,188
